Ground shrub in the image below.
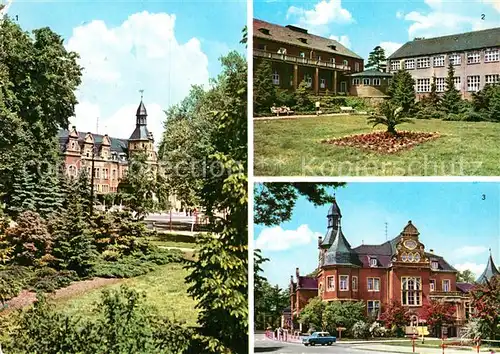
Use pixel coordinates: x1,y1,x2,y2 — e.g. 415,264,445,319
444,113,464,121
0,265,32,305
369,321,388,337
352,320,370,339
30,268,78,293
415,106,446,120
275,88,295,108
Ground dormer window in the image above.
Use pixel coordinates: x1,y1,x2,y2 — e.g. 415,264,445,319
258,28,270,35
431,261,439,270
298,37,308,44
328,44,337,51
370,257,377,267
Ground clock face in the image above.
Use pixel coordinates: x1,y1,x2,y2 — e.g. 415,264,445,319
404,240,417,250
414,253,421,262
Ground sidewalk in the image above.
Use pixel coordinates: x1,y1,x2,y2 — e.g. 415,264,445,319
254,112,355,120
351,343,490,353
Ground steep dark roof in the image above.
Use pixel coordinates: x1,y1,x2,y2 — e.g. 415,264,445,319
476,254,500,284
298,276,318,289
58,129,127,153
323,226,362,267
136,100,147,116
129,126,150,141
388,27,500,60
254,18,363,60
321,200,342,247
350,69,393,77
427,253,457,272
328,199,342,217
456,282,474,293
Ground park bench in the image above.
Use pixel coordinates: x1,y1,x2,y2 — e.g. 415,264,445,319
340,106,354,113
271,106,295,116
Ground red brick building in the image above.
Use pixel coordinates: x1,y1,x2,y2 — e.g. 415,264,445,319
289,198,473,335
253,19,364,96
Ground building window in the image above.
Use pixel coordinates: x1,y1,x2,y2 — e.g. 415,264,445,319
355,62,360,72
340,81,347,92
430,279,435,292
112,170,116,179
417,57,430,69
467,75,480,92
431,261,439,269
465,302,473,319
443,279,450,292
343,59,348,66
317,55,322,61
299,52,305,58
485,49,499,62
330,58,336,64
402,277,422,306
416,78,431,93
391,61,400,71
363,78,370,85
467,52,481,64
352,276,358,291
453,77,461,90
485,74,500,85
370,257,377,267
339,275,349,291
320,78,326,89
304,74,312,88
272,71,280,85
449,54,461,66
436,77,445,92
103,168,108,179
94,168,100,179
433,55,445,67
352,78,360,86
326,276,335,291
373,78,381,86
367,277,380,292
404,59,415,70
367,300,380,318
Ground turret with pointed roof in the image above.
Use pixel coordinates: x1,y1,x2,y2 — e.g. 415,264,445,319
322,223,361,267
127,94,157,164
129,99,150,141
320,198,342,249
476,251,500,284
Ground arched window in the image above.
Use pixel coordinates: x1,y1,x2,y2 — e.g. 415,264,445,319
402,277,421,306
272,70,280,85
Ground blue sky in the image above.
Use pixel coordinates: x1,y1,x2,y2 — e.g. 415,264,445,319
2,0,246,143
254,0,500,61
254,182,500,289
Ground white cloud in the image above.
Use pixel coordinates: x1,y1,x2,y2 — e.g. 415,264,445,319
66,11,210,143
424,0,442,9
453,246,489,258
380,41,403,56
255,224,322,251
396,11,405,19
0,0,13,16
454,262,485,278
287,0,354,35
482,0,500,12
329,34,351,49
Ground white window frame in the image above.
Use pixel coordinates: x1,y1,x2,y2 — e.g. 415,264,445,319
352,276,358,291
304,74,312,88
363,78,370,85
433,55,445,67
355,62,360,72
391,61,400,71
449,54,461,66
443,279,450,292
417,57,430,69
453,77,461,91
367,300,381,318
430,279,435,292
431,261,439,270
367,277,380,292
372,78,381,86
416,78,431,93
485,49,499,63
405,59,415,70
402,276,422,306
436,77,445,92
272,70,280,85
467,52,481,65
485,74,500,85
370,257,377,267
339,275,349,291
467,75,480,92
326,276,335,291
352,78,360,86
320,78,326,89
343,59,349,67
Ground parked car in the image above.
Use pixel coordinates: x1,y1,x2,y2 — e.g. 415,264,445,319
302,332,336,346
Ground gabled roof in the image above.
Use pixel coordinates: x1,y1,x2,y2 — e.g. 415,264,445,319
388,27,500,60
456,282,474,293
426,253,457,272
298,276,318,289
323,226,362,267
253,18,363,60
58,129,127,153
476,254,500,284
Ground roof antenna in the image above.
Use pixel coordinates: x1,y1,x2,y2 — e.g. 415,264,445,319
385,222,388,241
139,89,144,101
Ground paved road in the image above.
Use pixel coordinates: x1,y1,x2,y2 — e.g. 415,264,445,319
254,334,387,353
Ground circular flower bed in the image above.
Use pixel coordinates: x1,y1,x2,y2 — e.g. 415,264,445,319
322,131,441,154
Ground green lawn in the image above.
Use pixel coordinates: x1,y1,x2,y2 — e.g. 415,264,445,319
53,263,199,326
254,115,500,176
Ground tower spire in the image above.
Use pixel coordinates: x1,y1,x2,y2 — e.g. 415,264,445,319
139,89,144,101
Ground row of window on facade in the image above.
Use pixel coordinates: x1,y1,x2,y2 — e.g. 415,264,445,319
415,74,500,93
352,78,389,86
94,184,117,193
323,275,452,297
271,71,347,91
67,165,126,180
368,256,440,268
391,49,500,71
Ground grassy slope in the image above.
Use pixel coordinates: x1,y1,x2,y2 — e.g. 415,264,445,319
53,263,199,326
254,115,500,176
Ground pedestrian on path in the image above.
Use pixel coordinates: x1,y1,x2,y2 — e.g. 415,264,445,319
315,101,320,116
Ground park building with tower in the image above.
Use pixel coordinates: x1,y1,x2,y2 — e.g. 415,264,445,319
58,96,180,209
286,198,497,337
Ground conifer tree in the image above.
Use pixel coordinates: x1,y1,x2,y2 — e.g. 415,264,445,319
387,70,416,115
365,46,387,72
34,172,63,218
253,60,276,114
428,75,441,107
441,63,462,114
9,167,36,216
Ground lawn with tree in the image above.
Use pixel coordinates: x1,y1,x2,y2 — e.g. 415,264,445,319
0,17,248,353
